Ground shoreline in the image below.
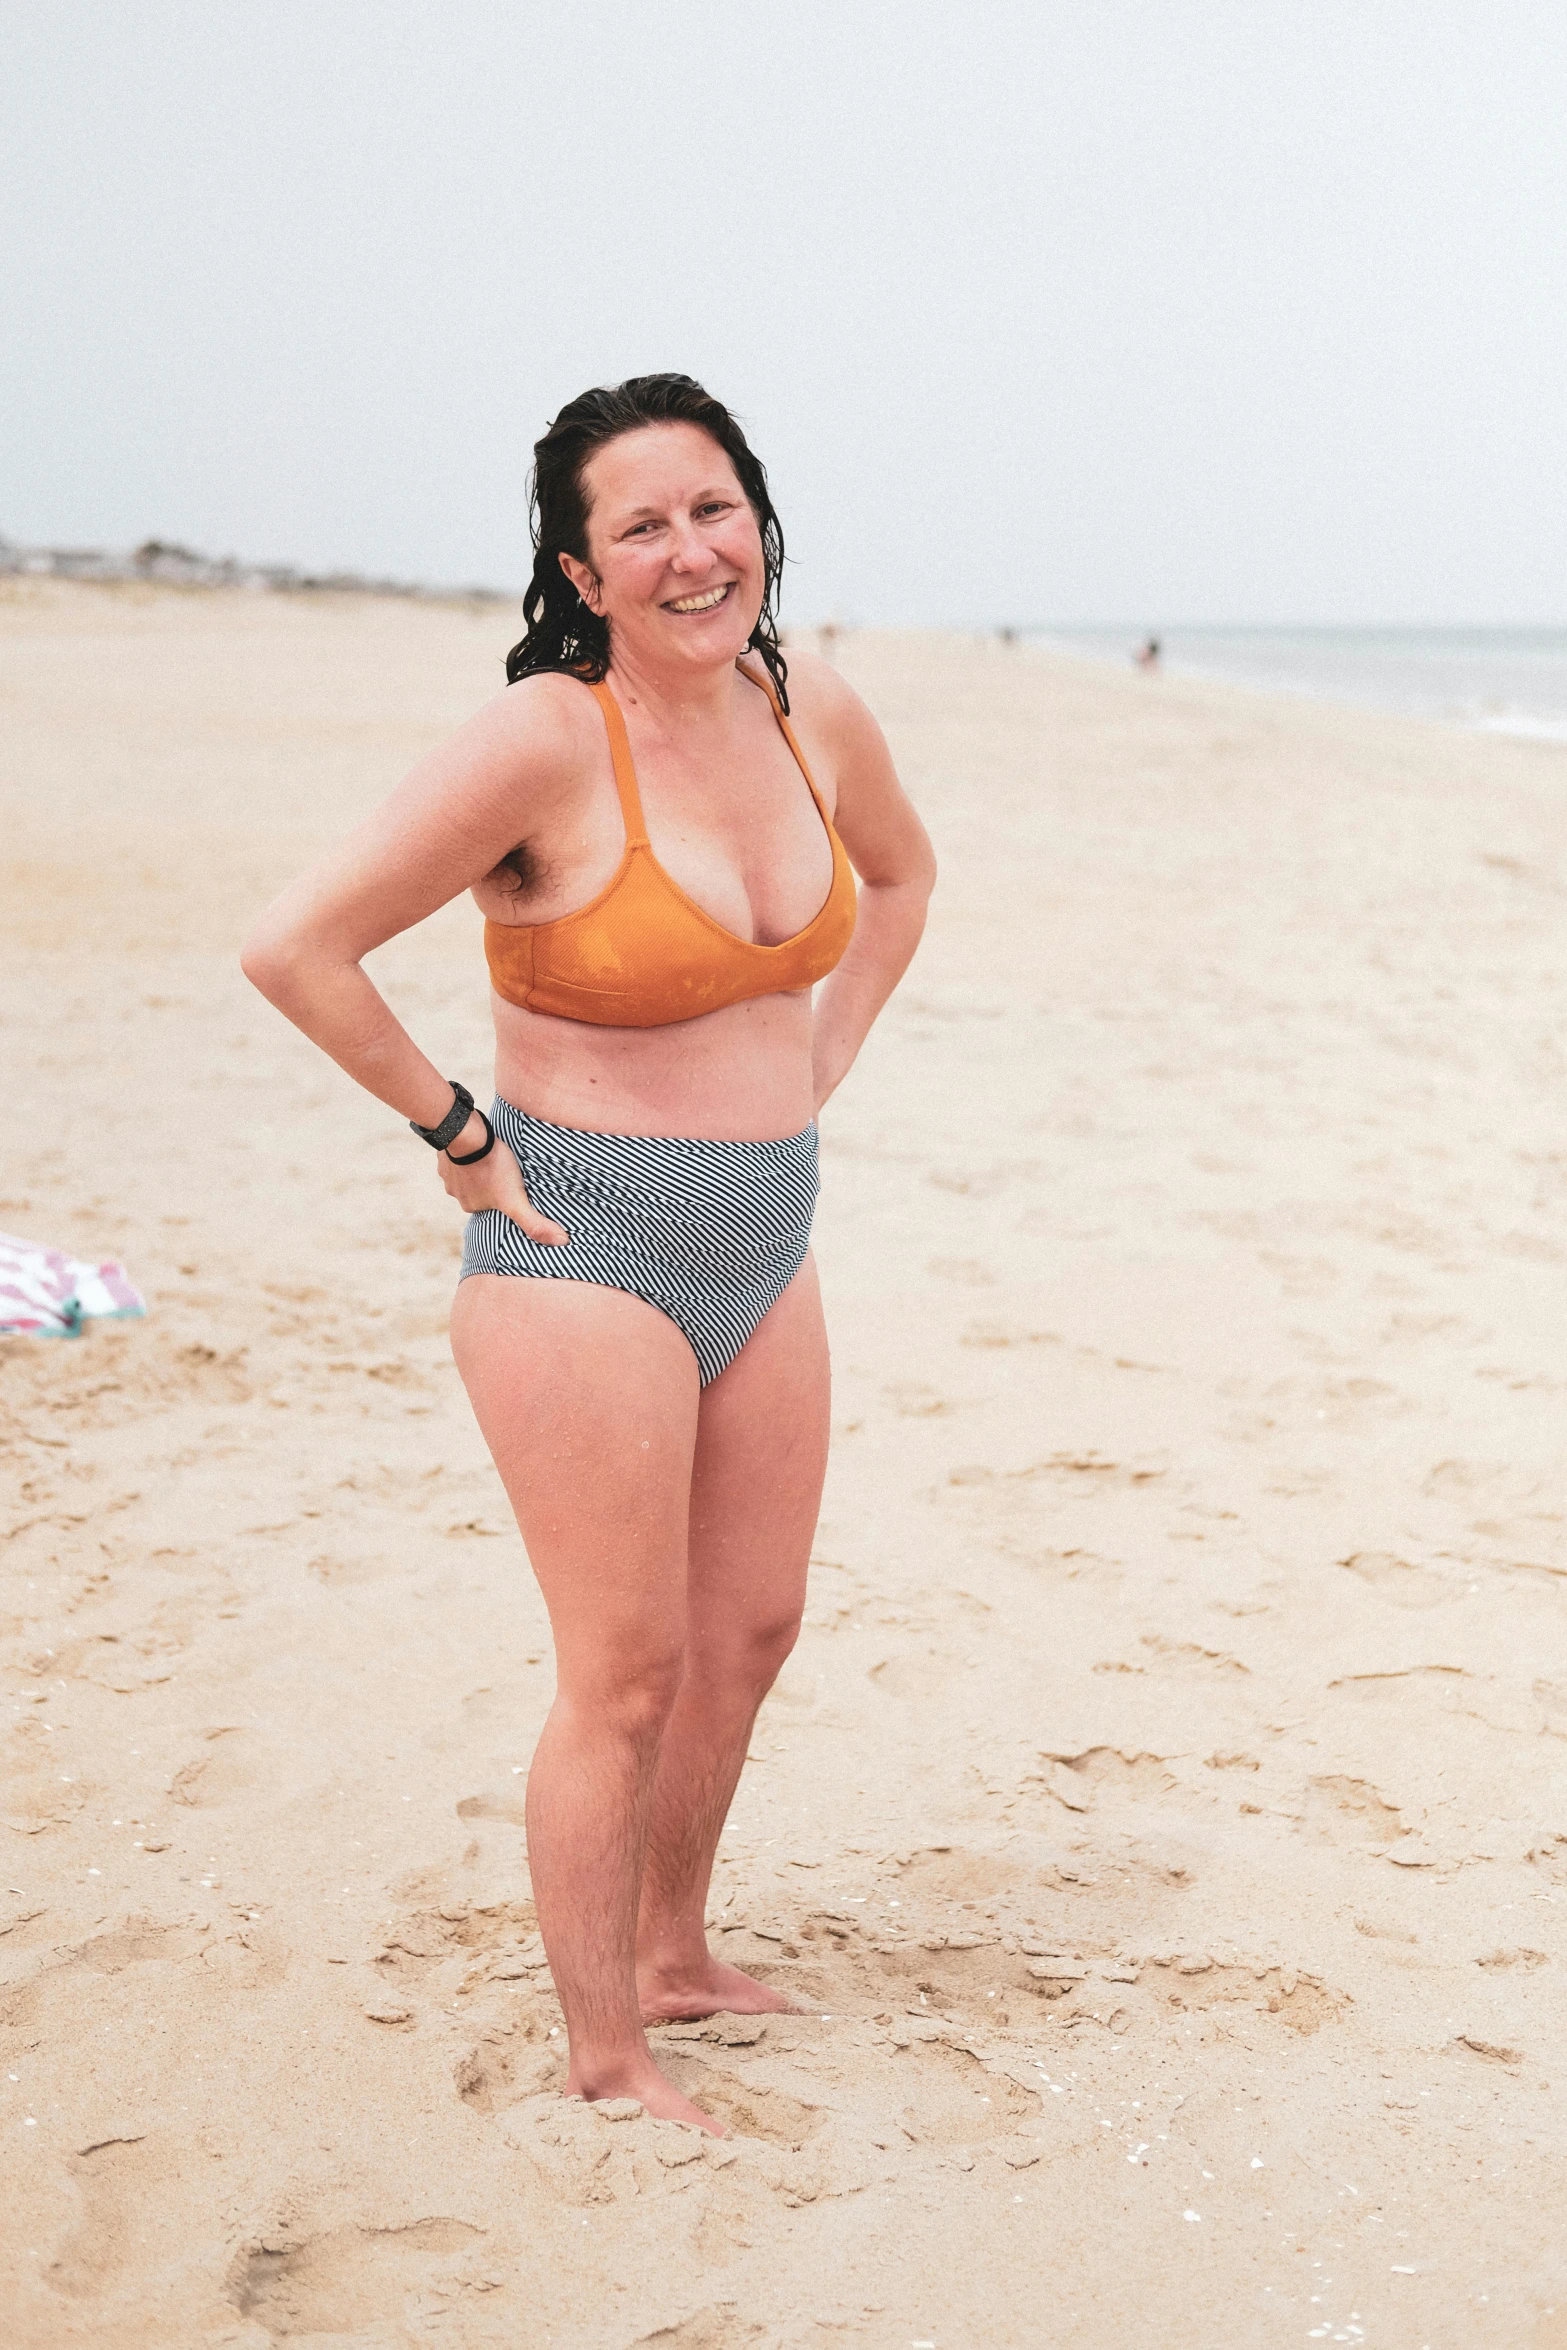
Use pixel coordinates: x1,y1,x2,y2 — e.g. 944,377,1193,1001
1030,622,1567,743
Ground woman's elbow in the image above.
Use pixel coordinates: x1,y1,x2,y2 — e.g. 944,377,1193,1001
860,856,935,915
897,816,938,900
894,845,938,905
239,920,305,1006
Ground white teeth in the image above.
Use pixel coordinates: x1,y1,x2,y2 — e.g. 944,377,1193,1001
668,584,730,613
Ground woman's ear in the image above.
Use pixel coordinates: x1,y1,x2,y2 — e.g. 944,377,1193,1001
558,550,601,611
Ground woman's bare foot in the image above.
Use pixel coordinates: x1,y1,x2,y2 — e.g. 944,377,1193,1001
638,1955,802,2024
565,2056,726,2135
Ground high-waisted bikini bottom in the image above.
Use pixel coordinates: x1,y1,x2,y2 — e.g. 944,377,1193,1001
459,1097,819,1385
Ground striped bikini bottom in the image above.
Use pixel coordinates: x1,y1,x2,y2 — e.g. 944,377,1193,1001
459,1097,820,1386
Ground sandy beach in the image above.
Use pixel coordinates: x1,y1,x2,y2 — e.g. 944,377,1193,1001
4,578,1567,2348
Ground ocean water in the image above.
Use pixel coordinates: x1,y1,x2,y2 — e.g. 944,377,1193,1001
1032,628,1567,743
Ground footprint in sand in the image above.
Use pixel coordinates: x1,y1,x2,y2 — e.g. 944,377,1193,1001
1303,1773,1404,1846
498,2096,649,2205
867,1651,949,1703
498,2055,867,2216
386,1895,539,1962
2,1722,92,1835
1141,1954,1348,2036
168,1727,265,1808
1423,1457,1507,1498
230,2217,482,2338
454,2028,562,2112
888,1846,1031,1907
34,1629,179,1696
633,2309,768,2348
652,2059,824,2149
70,1918,209,1974
1339,1551,1461,1609
1046,1746,1179,1801
49,2133,201,2304
365,1895,556,2023
890,2040,1039,2147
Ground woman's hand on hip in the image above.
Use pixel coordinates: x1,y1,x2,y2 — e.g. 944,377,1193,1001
438,1128,569,1244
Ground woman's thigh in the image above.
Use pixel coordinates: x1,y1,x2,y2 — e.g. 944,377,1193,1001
686,1254,831,1660
450,1274,703,1690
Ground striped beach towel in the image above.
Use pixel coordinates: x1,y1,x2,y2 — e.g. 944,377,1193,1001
0,1231,146,1338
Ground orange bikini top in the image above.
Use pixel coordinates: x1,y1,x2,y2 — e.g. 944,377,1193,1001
484,665,857,1029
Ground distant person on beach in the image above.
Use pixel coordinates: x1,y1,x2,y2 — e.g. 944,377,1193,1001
1135,635,1161,669
241,374,935,2132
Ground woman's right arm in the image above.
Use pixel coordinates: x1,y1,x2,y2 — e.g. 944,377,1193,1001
239,676,582,1237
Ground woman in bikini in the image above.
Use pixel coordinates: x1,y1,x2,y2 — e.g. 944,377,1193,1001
241,374,936,2131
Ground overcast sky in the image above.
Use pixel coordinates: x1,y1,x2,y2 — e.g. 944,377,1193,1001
4,3,1564,625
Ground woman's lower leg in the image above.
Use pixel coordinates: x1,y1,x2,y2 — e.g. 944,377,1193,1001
526,1692,666,2085
526,1691,727,2129
634,1268,830,2016
634,1658,793,2013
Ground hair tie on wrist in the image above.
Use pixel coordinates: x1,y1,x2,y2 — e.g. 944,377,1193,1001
446,1110,495,1165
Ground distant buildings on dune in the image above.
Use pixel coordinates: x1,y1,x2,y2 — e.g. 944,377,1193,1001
0,535,506,601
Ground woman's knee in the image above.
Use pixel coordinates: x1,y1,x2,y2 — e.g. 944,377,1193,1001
696,1608,803,1702
562,1643,687,1743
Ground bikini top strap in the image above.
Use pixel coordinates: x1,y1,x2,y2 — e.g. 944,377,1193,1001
735,660,830,815
588,680,650,847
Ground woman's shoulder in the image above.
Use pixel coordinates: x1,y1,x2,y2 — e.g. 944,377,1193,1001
744,645,864,742
460,666,608,775
495,664,606,730
771,644,852,711
767,647,885,762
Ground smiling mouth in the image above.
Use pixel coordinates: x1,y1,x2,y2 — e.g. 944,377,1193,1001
664,581,735,615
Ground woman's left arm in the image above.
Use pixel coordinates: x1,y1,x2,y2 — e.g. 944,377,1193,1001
802,663,937,1112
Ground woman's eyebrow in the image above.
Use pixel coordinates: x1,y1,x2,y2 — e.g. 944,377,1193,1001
617,483,736,525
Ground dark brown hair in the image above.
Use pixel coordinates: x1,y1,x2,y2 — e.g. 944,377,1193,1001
504,373,789,710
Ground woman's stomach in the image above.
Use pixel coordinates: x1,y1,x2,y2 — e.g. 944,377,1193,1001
490,985,816,1140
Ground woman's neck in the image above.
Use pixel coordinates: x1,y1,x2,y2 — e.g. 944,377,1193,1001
605,641,750,735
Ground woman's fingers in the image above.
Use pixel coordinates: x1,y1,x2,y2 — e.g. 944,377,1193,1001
438,1141,569,1245
492,1153,570,1246
501,1180,570,1246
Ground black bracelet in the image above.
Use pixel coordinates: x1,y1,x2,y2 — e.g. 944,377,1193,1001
446,1110,495,1165
410,1081,476,1153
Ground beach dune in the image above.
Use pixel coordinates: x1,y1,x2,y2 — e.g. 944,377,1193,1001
3,580,1566,2347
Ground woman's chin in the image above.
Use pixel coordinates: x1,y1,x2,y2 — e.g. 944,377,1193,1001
659,620,754,665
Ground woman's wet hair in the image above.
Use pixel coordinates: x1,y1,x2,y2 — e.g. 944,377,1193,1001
504,373,789,712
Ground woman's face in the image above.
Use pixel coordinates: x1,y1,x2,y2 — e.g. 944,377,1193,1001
561,423,765,679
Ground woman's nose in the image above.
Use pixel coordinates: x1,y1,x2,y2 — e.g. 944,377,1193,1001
667,521,710,571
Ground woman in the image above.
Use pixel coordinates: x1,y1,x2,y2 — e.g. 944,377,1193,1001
242,374,935,2131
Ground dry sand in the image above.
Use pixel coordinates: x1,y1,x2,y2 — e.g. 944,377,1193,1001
3,578,1566,2349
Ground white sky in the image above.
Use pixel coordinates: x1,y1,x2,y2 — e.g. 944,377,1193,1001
4,2,1565,625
